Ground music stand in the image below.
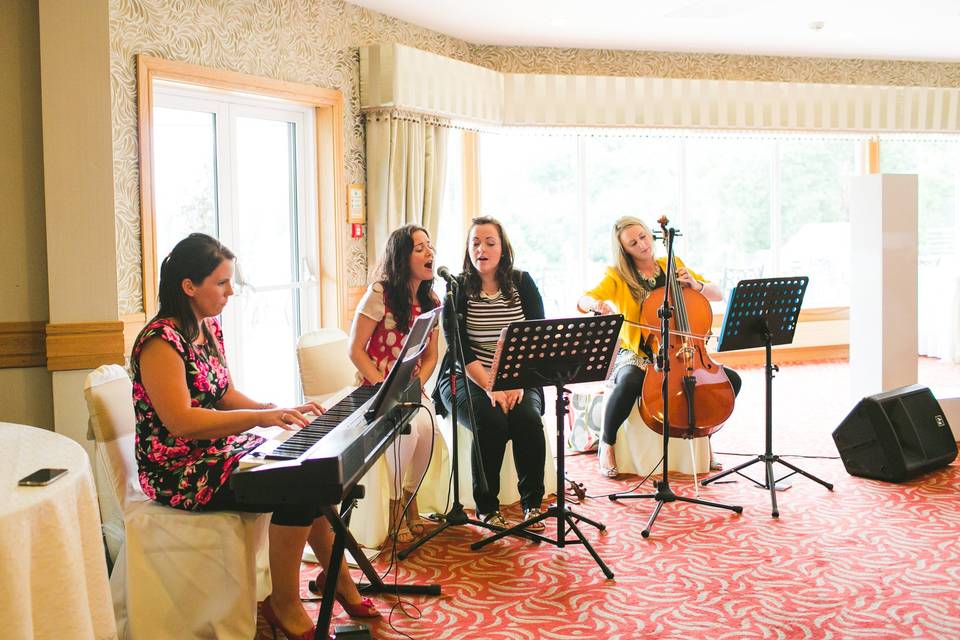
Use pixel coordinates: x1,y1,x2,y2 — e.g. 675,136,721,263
701,276,833,517
470,315,623,579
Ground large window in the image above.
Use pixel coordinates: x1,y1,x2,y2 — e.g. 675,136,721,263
481,130,858,316
881,136,960,366
151,83,318,406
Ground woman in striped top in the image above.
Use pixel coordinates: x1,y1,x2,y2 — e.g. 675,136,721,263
434,216,547,530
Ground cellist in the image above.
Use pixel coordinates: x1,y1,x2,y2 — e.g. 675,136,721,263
577,216,741,478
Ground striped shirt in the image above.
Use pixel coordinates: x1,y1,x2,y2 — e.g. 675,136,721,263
465,289,526,368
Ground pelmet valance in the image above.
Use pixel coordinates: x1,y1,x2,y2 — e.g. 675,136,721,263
360,44,960,133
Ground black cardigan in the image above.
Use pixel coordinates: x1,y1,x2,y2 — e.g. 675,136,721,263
432,270,546,417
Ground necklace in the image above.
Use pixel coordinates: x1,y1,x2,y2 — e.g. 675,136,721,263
638,262,661,290
480,287,501,299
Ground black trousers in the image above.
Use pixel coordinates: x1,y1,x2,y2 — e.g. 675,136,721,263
438,376,546,514
602,365,742,446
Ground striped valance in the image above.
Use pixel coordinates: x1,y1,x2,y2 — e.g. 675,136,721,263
360,44,960,133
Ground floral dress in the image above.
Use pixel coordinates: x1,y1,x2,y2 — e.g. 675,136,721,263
130,317,263,510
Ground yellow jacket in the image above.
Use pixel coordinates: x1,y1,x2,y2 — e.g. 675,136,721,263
582,256,706,353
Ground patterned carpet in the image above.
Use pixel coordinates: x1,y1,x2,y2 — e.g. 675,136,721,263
258,359,960,639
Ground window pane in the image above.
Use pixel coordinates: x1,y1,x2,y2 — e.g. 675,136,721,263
153,107,217,264
233,117,298,286
683,138,771,299
880,139,959,260
226,116,301,406
480,133,579,316
584,136,678,287
229,288,300,405
779,139,855,307
881,138,960,376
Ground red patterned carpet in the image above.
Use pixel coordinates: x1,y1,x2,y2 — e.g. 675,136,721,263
259,359,960,639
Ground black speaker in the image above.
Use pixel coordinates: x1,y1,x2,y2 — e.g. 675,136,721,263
832,384,957,482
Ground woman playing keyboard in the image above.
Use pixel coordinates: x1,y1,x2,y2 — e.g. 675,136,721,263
132,233,379,640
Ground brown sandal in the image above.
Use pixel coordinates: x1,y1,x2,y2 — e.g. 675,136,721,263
389,521,414,544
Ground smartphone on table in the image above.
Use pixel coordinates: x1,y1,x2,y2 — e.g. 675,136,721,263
17,468,68,486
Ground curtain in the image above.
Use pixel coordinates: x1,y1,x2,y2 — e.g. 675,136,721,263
364,109,449,271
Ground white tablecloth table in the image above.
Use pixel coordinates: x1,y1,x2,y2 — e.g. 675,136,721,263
0,422,117,639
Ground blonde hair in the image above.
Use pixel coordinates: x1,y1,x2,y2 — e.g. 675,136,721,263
611,216,656,304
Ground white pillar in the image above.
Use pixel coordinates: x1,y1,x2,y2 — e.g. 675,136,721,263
849,174,918,401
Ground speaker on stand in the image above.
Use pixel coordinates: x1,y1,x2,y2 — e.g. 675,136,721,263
833,385,958,482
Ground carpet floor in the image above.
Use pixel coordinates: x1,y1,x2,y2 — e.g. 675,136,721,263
257,358,960,640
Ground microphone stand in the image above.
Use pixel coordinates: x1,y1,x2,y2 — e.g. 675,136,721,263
399,276,502,560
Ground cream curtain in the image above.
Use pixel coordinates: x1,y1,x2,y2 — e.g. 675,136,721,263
365,109,449,268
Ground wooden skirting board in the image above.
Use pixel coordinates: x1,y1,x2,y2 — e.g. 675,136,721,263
0,322,46,368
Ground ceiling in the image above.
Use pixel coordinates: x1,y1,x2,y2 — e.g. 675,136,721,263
346,0,960,62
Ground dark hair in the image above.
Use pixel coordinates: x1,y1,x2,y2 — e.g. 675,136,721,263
461,216,517,301
375,224,438,331
148,233,236,348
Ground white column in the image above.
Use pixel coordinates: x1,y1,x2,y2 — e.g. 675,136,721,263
849,174,918,401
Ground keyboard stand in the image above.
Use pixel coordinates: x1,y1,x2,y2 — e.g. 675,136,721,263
311,485,440,639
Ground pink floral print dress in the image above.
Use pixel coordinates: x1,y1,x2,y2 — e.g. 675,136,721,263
130,317,263,510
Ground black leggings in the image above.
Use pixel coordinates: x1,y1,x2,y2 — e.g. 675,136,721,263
198,481,323,527
602,365,742,446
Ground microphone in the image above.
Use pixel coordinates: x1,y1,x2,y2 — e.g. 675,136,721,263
436,266,457,286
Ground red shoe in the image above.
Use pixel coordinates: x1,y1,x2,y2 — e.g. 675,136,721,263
314,569,382,618
261,596,317,640
336,593,381,618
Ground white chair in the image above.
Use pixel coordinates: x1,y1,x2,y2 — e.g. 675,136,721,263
297,329,358,403
296,330,451,549
606,388,710,476
84,365,270,640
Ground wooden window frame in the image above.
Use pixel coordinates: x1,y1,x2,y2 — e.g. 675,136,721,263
135,54,347,330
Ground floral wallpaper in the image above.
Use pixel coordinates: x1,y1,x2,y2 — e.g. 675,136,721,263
110,0,472,313
109,0,960,314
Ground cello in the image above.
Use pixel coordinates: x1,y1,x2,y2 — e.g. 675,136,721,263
638,216,736,439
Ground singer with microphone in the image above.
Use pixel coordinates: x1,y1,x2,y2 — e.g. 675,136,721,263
348,224,440,545
577,216,741,478
433,216,548,531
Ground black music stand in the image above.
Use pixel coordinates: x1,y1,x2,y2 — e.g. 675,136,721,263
701,276,833,517
607,225,742,538
470,315,623,579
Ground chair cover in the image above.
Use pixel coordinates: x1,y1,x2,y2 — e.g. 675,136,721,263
437,414,559,513
84,365,270,639
297,329,357,403
606,388,710,476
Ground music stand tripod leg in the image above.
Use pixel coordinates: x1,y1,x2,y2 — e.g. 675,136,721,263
765,457,779,518
700,454,763,485
775,456,834,491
